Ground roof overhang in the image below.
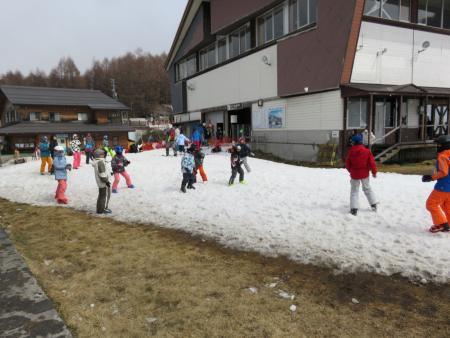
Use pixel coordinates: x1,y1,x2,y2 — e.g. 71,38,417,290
0,122,136,135
165,0,205,70
341,83,450,97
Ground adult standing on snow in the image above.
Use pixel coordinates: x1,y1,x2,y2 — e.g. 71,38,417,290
70,134,82,169
422,135,450,233
92,148,112,214
165,125,177,156
84,133,95,164
345,134,378,216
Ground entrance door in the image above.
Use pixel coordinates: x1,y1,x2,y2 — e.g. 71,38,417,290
374,102,385,144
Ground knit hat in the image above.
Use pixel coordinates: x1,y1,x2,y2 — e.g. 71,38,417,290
93,148,105,158
351,134,363,144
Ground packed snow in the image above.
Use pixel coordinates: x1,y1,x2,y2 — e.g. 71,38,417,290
0,149,449,283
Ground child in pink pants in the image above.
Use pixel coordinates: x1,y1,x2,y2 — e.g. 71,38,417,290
111,145,134,193
52,146,72,204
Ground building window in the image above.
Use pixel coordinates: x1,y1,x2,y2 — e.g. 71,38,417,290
229,25,251,58
289,0,317,32
348,98,368,128
200,43,217,71
218,38,227,63
364,0,411,22
258,5,285,45
49,112,60,122
78,113,88,121
30,112,41,121
418,0,450,28
175,54,197,81
4,106,17,124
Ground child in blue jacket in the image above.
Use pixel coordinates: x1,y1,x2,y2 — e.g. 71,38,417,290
180,144,196,193
52,146,72,204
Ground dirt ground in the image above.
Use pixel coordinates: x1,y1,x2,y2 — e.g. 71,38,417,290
0,198,449,338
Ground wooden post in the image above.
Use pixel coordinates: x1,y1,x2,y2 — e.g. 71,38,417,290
399,95,403,143
368,94,373,149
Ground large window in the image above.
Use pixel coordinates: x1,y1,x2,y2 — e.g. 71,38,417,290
218,38,227,63
78,113,88,121
175,54,197,81
258,5,285,45
348,98,368,128
49,112,60,122
229,25,251,58
289,0,317,32
29,112,41,121
200,43,216,71
419,0,450,28
364,0,411,22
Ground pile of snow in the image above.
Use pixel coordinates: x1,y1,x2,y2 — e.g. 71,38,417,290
0,149,449,283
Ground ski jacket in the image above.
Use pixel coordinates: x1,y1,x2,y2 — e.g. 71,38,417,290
111,154,130,173
238,144,252,158
345,144,377,180
194,150,205,168
70,139,81,152
230,152,242,168
176,134,190,146
49,140,58,155
192,130,201,142
53,155,68,180
85,137,95,152
181,153,195,173
432,149,450,192
92,158,110,188
39,142,51,157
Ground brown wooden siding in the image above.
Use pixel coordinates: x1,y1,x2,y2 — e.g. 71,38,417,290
210,0,277,34
14,106,92,123
341,0,365,84
277,0,358,97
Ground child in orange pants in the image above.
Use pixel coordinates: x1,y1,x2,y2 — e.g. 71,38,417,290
423,135,450,233
193,146,207,183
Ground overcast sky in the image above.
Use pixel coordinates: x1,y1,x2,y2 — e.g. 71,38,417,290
0,0,187,75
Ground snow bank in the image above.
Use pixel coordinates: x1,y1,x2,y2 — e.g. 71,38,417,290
0,150,449,283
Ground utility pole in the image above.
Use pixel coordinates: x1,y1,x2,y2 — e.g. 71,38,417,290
111,78,118,100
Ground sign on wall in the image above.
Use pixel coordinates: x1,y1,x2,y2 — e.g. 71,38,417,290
252,106,286,129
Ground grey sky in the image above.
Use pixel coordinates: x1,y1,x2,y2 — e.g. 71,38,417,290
0,0,187,75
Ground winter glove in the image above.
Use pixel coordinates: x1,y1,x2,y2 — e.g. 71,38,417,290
105,181,111,188
65,164,72,171
372,173,377,178
124,160,130,166
422,175,433,183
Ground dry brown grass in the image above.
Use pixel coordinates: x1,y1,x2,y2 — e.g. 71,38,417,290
1,198,449,337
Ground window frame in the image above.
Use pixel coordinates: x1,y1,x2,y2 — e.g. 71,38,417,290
29,112,41,122
289,0,318,33
77,112,88,122
257,4,285,45
364,0,411,22
347,98,368,129
418,0,450,29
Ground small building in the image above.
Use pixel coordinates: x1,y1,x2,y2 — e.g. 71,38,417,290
166,0,450,163
0,85,134,153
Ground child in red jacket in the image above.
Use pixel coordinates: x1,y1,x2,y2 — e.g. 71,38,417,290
345,134,378,216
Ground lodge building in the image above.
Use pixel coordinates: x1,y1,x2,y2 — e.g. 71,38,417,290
166,0,450,162
0,85,133,153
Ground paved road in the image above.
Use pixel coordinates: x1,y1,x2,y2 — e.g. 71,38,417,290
0,228,72,338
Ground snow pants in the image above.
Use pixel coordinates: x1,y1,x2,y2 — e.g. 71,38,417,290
73,151,81,169
194,165,208,182
229,166,244,185
177,145,185,153
350,178,377,209
97,186,111,214
181,172,195,190
112,171,133,190
55,179,68,204
40,156,53,174
242,157,251,173
426,189,450,226
166,141,176,156
85,151,94,164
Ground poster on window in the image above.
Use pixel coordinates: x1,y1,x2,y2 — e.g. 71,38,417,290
267,107,285,129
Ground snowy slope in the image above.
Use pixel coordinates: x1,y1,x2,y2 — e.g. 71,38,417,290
0,150,448,283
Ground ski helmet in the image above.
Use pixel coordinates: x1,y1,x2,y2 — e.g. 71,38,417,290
93,148,105,159
115,145,123,154
42,136,48,142
435,135,450,152
54,146,64,155
73,134,78,139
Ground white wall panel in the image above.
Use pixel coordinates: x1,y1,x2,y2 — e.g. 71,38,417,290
286,90,343,130
352,22,450,88
187,46,278,111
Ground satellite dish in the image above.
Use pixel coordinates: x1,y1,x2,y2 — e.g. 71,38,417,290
422,41,430,49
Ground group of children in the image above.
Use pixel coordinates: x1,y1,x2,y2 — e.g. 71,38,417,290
39,134,134,214
179,137,253,193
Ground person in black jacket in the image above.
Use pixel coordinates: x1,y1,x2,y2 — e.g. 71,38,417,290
49,135,58,174
229,145,245,186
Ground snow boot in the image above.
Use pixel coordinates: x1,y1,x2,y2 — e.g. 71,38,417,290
239,180,247,185
181,184,187,193
350,209,358,216
371,204,378,212
187,185,196,190
112,189,118,193
103,208,112,214
429,223,450,233
128,185,135,189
